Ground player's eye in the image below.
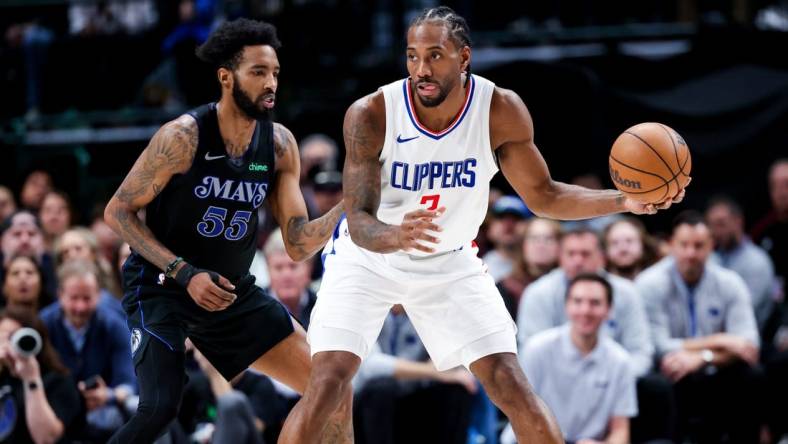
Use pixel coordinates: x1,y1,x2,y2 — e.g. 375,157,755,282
407,54,417,62
431,53,441,60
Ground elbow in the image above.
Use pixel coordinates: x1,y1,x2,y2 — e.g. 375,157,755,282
520,180,557,218
103,199,120,231
284,243,310,263
35,422,63,444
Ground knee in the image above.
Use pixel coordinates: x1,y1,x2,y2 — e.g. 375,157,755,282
310,353,358,397
137,390,181,426
482,355,526,395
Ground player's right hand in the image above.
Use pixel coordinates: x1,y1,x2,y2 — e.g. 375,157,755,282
396,207,444,253
187,272,237,312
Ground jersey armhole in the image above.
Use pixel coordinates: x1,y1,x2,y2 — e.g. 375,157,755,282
480,80,499,176
379,86,395,162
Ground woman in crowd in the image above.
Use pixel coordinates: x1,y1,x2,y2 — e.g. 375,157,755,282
54,227,122,298
1,254,53,311
0,305,82,443
497,218,562,319
603,217,661,280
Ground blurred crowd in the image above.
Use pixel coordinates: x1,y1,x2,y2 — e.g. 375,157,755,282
0,137,786,443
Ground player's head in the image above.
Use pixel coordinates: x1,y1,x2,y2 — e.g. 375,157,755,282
671,210,712,284
196,18,282,120
406,6,471,108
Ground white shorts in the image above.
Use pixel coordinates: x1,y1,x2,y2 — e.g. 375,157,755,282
308,218,517,371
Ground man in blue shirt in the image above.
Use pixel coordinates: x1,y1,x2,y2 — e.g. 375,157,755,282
40,259,135,441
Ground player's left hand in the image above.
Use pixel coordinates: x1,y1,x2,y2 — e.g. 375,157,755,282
625,178,690,215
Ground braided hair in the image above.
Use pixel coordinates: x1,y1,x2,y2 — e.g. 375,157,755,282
409,6,472,87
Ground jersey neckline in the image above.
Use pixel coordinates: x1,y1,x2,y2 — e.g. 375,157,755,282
402,75,475,140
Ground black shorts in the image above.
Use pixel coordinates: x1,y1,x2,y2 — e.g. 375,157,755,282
121,255,294,380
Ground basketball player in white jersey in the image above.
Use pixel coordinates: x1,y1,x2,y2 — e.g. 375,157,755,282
280,6,685,444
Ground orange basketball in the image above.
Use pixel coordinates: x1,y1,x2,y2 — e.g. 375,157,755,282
609,122,692,204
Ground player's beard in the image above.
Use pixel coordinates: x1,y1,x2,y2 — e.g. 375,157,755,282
413,76,455,108
232,78,273,121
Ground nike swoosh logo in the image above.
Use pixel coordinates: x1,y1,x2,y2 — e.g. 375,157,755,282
205,153,226,161
396,134,420,143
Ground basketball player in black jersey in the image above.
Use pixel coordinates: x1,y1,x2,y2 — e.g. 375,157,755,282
104,19,352,443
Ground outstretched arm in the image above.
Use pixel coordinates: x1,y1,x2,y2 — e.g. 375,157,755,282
342,93,442,254
491,88,682,220
269,123,344,261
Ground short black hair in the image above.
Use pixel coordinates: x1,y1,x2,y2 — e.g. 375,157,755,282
560,227,603,252
409,6,472,87
706,195,743,218
566,272,614,306
672,210,706,234
196,18,281,71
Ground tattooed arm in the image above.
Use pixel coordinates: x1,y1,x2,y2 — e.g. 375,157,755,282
342,93,442,254
104,115,197,271
269,123,344,262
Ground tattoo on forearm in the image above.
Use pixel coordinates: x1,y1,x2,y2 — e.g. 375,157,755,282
286,204,344,259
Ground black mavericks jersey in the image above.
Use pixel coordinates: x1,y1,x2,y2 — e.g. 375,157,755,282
134,103,275,283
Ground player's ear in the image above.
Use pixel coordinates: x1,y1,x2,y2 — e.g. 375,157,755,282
218,67,232,89
460,46,471,72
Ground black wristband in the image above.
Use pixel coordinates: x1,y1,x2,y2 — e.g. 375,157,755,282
174,263,197,288
165,257,184,278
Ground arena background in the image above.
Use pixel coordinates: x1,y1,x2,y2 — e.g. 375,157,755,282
0,2,787,443
1,0,787,229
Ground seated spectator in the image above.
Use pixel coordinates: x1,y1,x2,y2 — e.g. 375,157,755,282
54,227,124,317
90,211,123,267
40,260,136,441
501,273,637,444
497,217,561,319
263,229,315,327
482,195,531,282
604,217,661,281
517,228,653,377
706,195,778,337
636,211,761,443
517,227,674,442
751,158,788,290
0,186,17,221
0,210,57,299
353,306,476,444
19,170,52,212
177,341,283,444
2,254,54,311
39,191,75,254
0,305,82,444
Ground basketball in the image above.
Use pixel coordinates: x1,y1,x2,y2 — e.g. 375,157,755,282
609,122,692,204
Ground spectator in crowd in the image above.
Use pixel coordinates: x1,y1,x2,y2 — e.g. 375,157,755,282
178,341,283,444
0,305,83,444
68,0,158,36
502,273,637,444
604,217,661,281
54,227,123,304
482,195,531,282
19,170,53,212
636,211,761,443
706,196,778,336
0,186,17,222
0,210,57,299
263,229,315,328
517,227,653,377
353,306,477,444
40,260,136,441
2,254,54,311
299,134,339,184
312,171,343,217
497,217,561,319
752,158,788,287
39,191,75,254
518,227,674,442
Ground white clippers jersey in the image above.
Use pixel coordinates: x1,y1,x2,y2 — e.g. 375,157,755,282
378,74,498,256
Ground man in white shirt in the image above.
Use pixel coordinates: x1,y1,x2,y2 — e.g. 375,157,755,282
503,272,637,444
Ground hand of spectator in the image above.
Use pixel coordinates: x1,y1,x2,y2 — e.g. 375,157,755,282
0,341,41,382
660,350,703,382
78,376,110,411
396,208,445,253
437,367,478,394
